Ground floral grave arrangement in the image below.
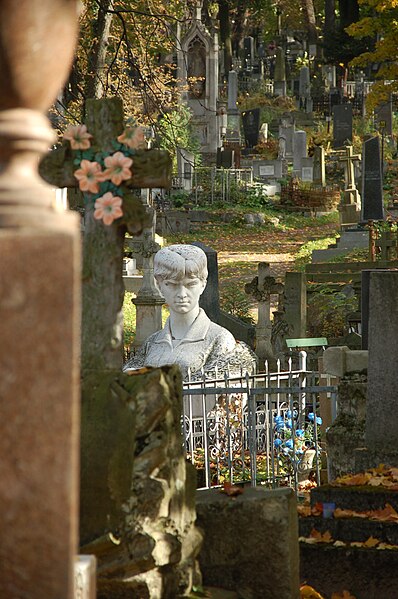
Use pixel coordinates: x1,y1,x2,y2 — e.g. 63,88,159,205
63,123,146,225
273,409,323,478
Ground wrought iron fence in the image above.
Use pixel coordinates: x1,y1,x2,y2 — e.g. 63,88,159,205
182,352,337,493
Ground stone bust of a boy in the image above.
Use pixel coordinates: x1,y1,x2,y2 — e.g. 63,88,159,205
123,244,255,380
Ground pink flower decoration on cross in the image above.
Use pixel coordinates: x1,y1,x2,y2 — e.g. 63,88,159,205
74,160,103,194
63,124,93,150
93,192,123,225
100,151,133,185
117,126,146,149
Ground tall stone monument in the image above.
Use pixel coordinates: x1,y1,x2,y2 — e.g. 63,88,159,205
274,46,287,96
178,1,219,160
360,136,384,223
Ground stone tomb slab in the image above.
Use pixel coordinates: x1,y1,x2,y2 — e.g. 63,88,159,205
196,487,300,599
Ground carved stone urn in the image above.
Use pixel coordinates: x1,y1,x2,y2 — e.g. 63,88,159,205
0,0,80,227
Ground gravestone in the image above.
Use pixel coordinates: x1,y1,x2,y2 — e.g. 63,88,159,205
283,272,307,338
279,122,294,159
299,66,312,112
0,2,81,598
216,146,234,168
242,108,260,148
293,130,307,174
226,70,240,143
323,64,336,89
355,271,398,470
191,241,220,322
375,97,393,136
360,136,384,222
313,146,326,187
245,262,284,368
227,69,238,111
243,36,255,66
177,147,195,191
329,88,341,110
259,122,268,142
333,103,353,149
274,46,287,96
191,241,256,346
301,157,314,182
338,145,361,226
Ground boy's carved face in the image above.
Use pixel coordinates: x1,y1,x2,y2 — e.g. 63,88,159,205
159,275,206,315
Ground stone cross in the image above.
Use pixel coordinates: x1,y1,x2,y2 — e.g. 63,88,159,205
40,97,172,547
40,96,172,370
0,1,81,598
338,145,361,226
245,262,284,367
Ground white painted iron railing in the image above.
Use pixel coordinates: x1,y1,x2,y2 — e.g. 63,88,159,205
182,352,338,493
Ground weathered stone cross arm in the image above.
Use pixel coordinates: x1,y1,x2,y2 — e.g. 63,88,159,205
39,100,172,191
39,144,172,190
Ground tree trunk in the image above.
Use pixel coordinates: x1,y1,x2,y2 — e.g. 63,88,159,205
324,0,335,38
301,0,318,45
218,0,233,78
85,0,115,100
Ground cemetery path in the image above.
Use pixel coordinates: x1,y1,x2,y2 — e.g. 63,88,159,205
212,220,339,286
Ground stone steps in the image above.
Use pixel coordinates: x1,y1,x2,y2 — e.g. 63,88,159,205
300,515,398,545
310,484,398,512
300,543,398,599
299,484,398,598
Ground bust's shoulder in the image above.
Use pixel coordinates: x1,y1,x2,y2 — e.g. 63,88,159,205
205,318,236,346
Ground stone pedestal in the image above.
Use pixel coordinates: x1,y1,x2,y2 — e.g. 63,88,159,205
81,367,202,598
0,228,81,599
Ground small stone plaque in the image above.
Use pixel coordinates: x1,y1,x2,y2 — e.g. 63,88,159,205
301,166,313,182
260,165,275,176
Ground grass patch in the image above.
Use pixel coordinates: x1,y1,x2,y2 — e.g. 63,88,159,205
294,236,339,269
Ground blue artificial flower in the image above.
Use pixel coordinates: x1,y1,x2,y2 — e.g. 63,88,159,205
296,429,305,438
286,419,293,429
286,410,292,418
274,415,284,423
275,422,285,432
316,416,323,425
274,438,283,448
308,412,315,421
285,439,294,449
